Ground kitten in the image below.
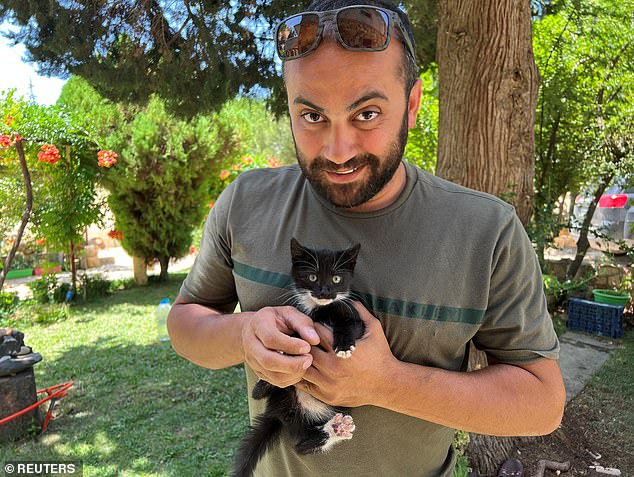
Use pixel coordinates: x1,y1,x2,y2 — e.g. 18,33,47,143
232,238,365,477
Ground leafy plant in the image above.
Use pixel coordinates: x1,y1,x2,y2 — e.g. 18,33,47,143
78,273,111,300
531,0,634,274
0,292,20,322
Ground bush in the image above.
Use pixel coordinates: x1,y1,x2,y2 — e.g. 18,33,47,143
78,273,111,299
0,291,20,322
11,300,70,325
28,273,60,304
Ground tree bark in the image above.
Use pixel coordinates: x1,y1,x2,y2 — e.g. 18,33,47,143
436,1,540,470
1,140,33,290
158,255,169,282
436,0,539,225
133,256,148,285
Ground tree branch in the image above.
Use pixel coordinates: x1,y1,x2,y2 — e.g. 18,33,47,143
0,141,34,290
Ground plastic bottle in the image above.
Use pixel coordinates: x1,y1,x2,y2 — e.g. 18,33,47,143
155,298,171,342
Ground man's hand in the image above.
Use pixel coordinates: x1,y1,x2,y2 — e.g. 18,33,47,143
297,302,398,407
242,306,320,388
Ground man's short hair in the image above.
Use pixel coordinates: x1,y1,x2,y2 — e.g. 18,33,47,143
282,0,419,94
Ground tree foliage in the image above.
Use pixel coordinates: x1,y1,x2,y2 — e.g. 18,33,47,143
1,90,106,289
531,0,634,271
0,0,436,116
404,66,438,172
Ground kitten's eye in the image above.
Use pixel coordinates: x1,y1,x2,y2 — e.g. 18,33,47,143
332,275,342,284
308,274,318,282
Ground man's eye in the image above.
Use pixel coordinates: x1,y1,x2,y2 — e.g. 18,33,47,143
302,112,324,123
356,110,380,121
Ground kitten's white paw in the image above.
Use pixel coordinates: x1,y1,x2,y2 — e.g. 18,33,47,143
335,345,355,359
325,413,355,440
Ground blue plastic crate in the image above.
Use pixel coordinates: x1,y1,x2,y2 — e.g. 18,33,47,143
567,297,623,338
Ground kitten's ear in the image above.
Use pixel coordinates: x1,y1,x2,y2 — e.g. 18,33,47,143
290,238,306,259
343,243,361,267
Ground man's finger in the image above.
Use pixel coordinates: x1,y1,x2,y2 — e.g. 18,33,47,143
253,347,312,375
278,307,320,345
354,301,381,327
313,323,333,352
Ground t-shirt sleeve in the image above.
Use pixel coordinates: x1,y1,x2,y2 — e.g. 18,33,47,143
178,183,238,314
473,212,560,363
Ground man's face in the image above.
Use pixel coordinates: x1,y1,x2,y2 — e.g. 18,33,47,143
284,33,421,211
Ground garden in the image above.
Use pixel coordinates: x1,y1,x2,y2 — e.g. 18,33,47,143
1,0,634,475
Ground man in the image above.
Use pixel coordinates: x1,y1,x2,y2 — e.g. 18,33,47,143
168,1,566,475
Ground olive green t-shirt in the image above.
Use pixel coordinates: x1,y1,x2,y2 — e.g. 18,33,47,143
179,161,560,477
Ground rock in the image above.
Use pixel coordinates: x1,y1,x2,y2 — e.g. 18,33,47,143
17,346,32,356
0,353,43,377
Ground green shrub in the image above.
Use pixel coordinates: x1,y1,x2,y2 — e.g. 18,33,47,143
0,291,20,322
11,300,70,325
78,273,111,299
28,273,60,304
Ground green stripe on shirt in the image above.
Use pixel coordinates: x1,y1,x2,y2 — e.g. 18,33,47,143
233,260,485,325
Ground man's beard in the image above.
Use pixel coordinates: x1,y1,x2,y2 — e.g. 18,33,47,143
295,114,409,209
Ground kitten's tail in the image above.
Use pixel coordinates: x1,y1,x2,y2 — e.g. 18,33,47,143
232,415,283,477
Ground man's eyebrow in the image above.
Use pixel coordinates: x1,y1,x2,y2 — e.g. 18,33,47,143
347,91,388,111
293,96,325,113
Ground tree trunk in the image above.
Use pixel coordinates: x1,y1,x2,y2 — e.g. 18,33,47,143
436,1,540,470
1,140,33,290
133,256,148,285
567,173,614,279
70,240,77,293
158,255,169,282
436,0,539,225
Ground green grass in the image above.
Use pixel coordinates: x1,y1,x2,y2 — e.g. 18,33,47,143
1,273,472,476
0,274,248,477
574,328,634,450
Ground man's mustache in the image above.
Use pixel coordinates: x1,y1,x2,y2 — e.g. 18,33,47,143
310,154,378,173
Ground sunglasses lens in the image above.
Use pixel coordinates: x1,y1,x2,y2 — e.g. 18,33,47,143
337,7,389,50
277,13,320,59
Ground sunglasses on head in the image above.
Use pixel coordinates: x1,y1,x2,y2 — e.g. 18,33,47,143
275,5,416,62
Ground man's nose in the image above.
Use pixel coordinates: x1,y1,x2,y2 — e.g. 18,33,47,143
322,123,358,165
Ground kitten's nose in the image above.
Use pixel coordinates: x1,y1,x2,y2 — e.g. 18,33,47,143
316,288,336,300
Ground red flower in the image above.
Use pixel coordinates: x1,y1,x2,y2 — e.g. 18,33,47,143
189,246,196,254
267,158,282,168
98,150,118,168
107,229,124,240
5,116,14,126
219,170,230,180
208,200,215,208
36,238,46,246
241,156,253,164
0,134,12,149
38,144,61,164
231,164,243,171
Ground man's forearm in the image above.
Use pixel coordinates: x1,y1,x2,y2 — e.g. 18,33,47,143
374,358,565,436
167,301,251,370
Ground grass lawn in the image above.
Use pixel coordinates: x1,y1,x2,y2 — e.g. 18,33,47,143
1,273,248,477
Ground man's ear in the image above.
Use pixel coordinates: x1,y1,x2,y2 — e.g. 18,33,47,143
407,79,423,129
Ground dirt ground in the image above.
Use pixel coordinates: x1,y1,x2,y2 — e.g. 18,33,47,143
509,318,634,477
511,392,633,476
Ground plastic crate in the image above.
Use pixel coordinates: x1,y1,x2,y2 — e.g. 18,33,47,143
567,297,623,338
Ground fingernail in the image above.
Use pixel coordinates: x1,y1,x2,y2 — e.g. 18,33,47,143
302,358,312,370
306,329,319,342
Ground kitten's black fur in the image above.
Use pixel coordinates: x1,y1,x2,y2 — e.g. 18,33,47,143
232,238,365,477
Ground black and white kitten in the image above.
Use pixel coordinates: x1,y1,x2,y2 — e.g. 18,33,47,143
232,238,365,477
